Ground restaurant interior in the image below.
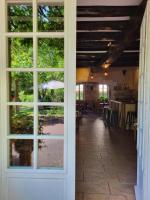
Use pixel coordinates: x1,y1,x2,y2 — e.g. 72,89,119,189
76,67,138,132
75,1,145,199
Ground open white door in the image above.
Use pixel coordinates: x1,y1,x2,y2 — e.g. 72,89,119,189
136,1,150,200
0,0,76,200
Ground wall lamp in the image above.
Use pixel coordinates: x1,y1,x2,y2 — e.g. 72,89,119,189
103,63,110,69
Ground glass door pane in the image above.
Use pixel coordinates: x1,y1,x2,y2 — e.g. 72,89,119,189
7,1,65,170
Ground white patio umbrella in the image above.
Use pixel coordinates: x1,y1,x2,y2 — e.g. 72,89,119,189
41,80,64,90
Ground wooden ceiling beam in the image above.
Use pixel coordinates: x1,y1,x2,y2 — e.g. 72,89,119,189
96,0,147,69
77,32,124,41
77,60,139,68
77,52,139,58
77,52,139,68
77,6,138,17
77,40,140,51
77,31,140,41
77,21,128,31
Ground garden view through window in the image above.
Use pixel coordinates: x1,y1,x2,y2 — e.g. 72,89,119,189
99,84,109,102
7,2,65,169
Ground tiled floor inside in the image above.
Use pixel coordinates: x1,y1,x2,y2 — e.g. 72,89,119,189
76,115,137,200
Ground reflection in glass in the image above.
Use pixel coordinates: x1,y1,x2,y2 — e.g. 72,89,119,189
38,106,64,135
38,5,64,32
8,38,33,68
38,139,64,168
38,72,64,102
9,106,33,135
9,139,33,167
8,4,33,32
9,72,33,102
38,38,64,68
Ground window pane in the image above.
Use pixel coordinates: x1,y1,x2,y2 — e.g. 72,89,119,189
80,84,83,91
38,38,64,68
99,85,103,89
76,85,79,92
38,4,64,32
80,84,84,100
8,4,33,32
76,85,79,100
9,72,33,102
9,106,33,135
9,139,33,167
80,92,83,101
38,72,64,102
8,38,33,68
99,84,109,99
38,106,64,135
38,139,64,168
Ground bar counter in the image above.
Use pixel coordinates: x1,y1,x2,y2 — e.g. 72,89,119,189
110,100,136,128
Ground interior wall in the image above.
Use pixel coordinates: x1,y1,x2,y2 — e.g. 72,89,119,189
77,67,139,102
84,84,99,101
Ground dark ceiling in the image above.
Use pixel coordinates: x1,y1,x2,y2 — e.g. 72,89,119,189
76,1,147,69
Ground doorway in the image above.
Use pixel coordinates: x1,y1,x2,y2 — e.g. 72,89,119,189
75,0,148,200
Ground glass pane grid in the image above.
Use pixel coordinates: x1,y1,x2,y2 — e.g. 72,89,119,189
37,3,64,32
7,2,65,34
6,1,65,170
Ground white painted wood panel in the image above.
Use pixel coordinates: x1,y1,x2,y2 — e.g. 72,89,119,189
0,0,76,200
136,1,150,200
7,178,65,200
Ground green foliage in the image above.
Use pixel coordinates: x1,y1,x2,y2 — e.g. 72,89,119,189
9,38,33,68
10,106,33,134
8,4,65,157
39,107,64,117
8,5,33,32
9,4,64,103
99,96,108,102
8,4,64,32
38,38,64,68
19,91,33,102
38,5,64,31
10,72,33,102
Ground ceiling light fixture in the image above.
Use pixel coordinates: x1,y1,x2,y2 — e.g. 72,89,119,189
90,74,94,79
104,72,108,77
103,63,110,69
108,42,112,47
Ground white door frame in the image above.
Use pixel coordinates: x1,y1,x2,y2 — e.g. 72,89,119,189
136,1,150,200
0,0,76,199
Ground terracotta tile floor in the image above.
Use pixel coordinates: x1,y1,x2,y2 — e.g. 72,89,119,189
76,115,137,200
